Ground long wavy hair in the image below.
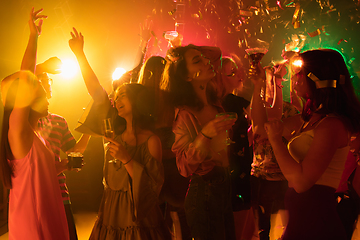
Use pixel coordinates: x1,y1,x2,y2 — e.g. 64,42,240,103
160,44,218,110
298,49,360,133
137,56,174,128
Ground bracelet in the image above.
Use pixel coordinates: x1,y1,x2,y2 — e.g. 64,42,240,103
123,158,133,165
276,83,284,89
200,131,212,140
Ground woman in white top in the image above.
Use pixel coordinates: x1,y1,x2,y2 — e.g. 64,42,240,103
252,49,360,240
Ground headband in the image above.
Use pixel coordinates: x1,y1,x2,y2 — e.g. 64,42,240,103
307,72,345,89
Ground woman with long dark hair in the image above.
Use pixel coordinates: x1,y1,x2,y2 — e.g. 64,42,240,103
255,49,360,239
161,44,237,240
138,56,191,239
69,28,171,240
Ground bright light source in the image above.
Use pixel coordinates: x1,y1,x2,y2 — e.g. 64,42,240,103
112,68,127,80
292,59,303,68
60,59,78,79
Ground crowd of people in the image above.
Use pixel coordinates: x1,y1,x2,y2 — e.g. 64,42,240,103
1,7,360,240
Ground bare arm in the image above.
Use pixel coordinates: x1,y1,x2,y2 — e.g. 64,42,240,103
69,28,106,100
131,20,152,82
267,64,286,120
20,8,47,73
249,63,268,139
66,134,91,154
8,72,40,160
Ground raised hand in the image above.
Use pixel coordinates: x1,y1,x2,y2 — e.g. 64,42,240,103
69,27,84,56
36,57,62,74
29,7,47,37
139,19,153,44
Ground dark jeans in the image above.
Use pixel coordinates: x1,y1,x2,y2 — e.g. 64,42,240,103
184,167,236,240
250,176,288,240
64,203,78,240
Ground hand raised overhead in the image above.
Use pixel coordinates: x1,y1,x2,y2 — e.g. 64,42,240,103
29,7,47,37
139,18,153,43
69,27,84,56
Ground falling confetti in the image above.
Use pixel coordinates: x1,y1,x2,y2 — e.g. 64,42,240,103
292,3,301,29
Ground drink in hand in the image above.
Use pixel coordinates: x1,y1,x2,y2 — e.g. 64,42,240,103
245,48,268,67
105,129,115,139
103,118,114,139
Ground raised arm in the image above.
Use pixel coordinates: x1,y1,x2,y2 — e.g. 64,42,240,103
69,28,106,100
21,8,47,73
131,20,152,82
8,72,41,160
249,63,268,139
267,64,286,120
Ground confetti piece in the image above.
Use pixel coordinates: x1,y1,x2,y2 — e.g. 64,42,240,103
325,8,337,14
307,28,321,37
168,9,176,15
240,10,253,17
337,39,348,45
198,11,203,20
268,7,279,12
277,0,284,10
292,3,301,29
286,1,295,7
321,25,330,36
191,13,199,19
348,57,356,65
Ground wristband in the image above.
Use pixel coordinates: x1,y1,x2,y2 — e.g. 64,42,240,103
200,131,212,140
123,158,133,165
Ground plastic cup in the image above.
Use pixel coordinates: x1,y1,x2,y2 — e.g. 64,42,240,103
67,152,84,171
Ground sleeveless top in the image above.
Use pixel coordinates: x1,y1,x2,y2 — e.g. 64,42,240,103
89,134,171,240
8,134,69,240
288,116,349,189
